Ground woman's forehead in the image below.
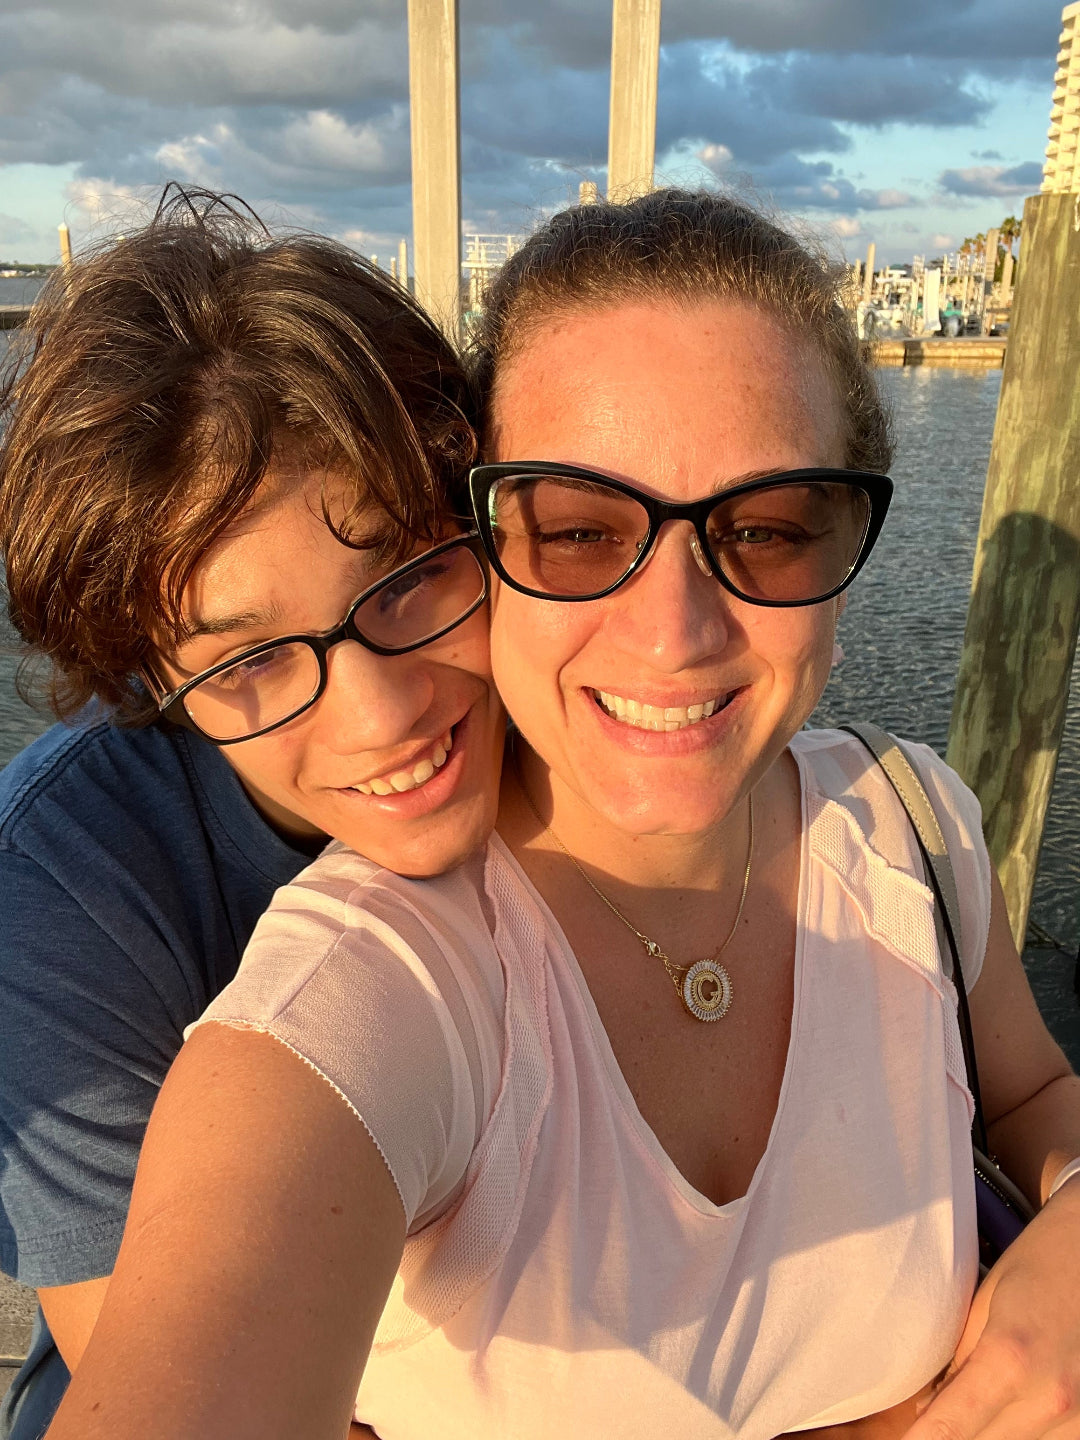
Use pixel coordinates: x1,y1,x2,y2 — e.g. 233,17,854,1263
488,300,846,475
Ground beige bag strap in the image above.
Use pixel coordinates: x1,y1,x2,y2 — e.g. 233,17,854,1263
840,721,963,976
840,721,987,1150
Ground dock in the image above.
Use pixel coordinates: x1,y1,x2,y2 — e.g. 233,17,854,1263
0,1272,34,1403
0,306,31,331
867,336,1007,368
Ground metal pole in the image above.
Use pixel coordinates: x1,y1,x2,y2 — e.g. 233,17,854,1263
407,0,461,336
607,0,661,200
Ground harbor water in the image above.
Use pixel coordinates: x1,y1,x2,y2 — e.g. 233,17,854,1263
2,301,1079,1064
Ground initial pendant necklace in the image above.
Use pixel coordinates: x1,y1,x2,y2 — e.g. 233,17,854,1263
521,780,754,1023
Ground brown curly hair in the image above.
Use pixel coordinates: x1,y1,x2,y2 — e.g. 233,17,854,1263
470,187,891,475
1,186,478,725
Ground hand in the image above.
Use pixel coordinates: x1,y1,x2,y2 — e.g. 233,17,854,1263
901,1180,1080,1439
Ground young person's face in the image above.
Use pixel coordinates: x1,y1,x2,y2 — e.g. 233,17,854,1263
157,465,505,877
487,300,847,844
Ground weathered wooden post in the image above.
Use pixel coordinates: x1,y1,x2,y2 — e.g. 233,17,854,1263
607,0,661,200
946,3,1080,947
980,226,1000,333
398,238,409,292
57,224,72,268
579,180,599,204
407,0,461,336
862,242,876,302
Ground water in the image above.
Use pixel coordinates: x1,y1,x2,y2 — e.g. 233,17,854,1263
1,355,1078,1060
0,275,46,307
813,365,1080,1062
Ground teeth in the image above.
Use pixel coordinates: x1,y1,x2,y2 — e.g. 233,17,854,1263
594,690,730,731
351,727,455,797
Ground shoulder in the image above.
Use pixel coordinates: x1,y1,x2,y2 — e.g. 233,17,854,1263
1,716,196,854
791,726,984,839
791,727,992,987
194,841,509,1228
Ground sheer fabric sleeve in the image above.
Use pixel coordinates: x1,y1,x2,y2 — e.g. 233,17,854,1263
187,853,500,1230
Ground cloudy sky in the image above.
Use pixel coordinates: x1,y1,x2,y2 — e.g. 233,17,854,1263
0,0,1063,267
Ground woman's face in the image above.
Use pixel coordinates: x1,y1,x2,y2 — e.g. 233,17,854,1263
489,299,847,841
159,464,505,877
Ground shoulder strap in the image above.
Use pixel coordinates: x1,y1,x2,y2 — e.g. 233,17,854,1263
839,722,988,1152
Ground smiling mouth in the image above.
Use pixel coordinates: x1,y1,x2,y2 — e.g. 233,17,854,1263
592,689,735,731
350,729,454,796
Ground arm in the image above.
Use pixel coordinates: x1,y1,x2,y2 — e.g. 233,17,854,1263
46,1023,406,1440
39,1277,110,1372
902,870,1080,1439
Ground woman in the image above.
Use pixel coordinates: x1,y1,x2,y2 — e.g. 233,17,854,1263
45,192,1080,1439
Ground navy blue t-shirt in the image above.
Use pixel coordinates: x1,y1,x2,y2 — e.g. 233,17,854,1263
0,715,314,1437
0,716,313,1285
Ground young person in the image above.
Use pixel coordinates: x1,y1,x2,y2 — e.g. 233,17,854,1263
0,187,505,1439
43,191,1080,1440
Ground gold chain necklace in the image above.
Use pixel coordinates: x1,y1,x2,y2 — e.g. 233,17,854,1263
520,777,754,1023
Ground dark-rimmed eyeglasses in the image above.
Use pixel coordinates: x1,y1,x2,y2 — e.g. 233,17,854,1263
153,533,488,745
469,463,892,606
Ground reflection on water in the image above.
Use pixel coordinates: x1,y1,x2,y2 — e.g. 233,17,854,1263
1,359,1079,1059
813,365,1080,1062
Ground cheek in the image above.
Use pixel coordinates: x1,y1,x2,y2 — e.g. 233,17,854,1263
222,733,304,796
490,586,587,706
434,609,494,678
745,605,836,682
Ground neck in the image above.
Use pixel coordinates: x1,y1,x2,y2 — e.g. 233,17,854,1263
503,738,760,908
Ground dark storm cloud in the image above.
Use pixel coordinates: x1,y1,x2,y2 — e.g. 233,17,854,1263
0,0,1064,250
504,0,1060,69
939,161,1045,196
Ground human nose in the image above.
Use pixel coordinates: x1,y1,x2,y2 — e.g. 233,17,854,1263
610,521,734,670
315,639,435,754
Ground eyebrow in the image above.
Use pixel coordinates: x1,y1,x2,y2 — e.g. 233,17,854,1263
181,605,288,643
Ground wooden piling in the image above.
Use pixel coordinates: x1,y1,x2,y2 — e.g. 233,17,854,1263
607,0,661,200
407,0,462,336
579,180,599,204
862,242,875,302
398,237,409,292
946,190,1080,947
57,224,72,268
980,226,999,333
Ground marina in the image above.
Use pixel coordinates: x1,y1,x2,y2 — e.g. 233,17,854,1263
1,1,1080,1413
0,345,1076,1064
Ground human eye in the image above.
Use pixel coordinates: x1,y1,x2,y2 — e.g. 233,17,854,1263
374,556,450,616
709,484,838,554
709,515,809,551
533,520,621,548
208,643,299,693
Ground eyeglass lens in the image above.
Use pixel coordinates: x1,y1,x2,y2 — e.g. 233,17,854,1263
486,475,871,603
181,543,485,742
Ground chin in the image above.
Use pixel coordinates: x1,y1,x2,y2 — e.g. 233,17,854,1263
358,801,497,879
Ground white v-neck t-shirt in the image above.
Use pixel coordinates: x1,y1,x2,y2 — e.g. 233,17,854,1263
192,730,989,1438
